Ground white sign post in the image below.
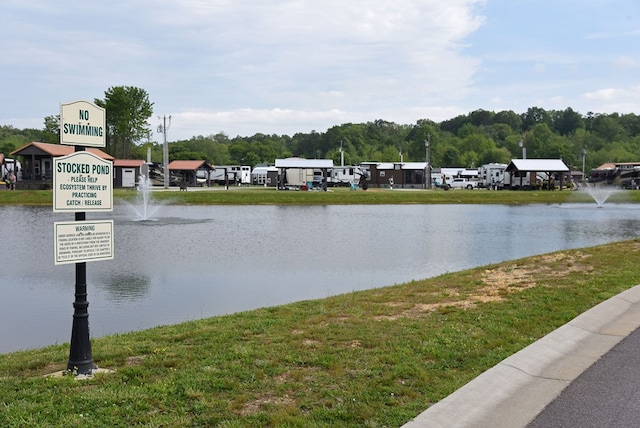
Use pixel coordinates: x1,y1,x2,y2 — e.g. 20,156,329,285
55,100,110,375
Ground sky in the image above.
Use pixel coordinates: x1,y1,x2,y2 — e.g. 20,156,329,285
1,0,639,142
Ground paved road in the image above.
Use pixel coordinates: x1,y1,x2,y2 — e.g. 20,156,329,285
528,326,640,427
402,285,640,428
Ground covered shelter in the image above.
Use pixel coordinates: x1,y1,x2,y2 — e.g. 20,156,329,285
274,158,334,190
167,160,215,188
505,159,570,190
10,142,114,190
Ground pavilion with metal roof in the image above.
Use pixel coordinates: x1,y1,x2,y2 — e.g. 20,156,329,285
168,160,215,187
505,159,570,189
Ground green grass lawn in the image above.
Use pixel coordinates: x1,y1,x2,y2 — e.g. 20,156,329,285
3,185,640,206
2,238,640,427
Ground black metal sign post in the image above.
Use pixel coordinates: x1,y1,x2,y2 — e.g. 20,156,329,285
66,146,96,375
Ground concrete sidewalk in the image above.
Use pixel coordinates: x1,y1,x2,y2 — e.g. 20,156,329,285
402,285,640,428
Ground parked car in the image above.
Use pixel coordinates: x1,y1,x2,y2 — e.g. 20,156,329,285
449,178,477,189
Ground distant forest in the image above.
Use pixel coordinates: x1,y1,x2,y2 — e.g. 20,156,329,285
2,106,640,172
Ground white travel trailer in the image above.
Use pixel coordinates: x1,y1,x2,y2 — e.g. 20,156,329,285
200,165,251,185
479,162,541,189
328,166,362,186
478,163,508,189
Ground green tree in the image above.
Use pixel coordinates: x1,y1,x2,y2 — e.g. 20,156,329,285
95,86,154,159
590,114,625,143
551,107,584,136
42,115,60,143
492,110,523,132
521,107,551,131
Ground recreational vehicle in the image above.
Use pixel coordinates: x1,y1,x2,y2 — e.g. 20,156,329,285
478,163,508,189
328,166,361,187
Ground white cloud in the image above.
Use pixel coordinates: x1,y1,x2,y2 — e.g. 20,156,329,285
3,0,639,142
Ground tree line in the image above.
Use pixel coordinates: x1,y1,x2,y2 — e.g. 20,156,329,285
2,86,640,173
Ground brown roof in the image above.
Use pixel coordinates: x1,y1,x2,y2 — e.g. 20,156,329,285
595,163,616,170
114,159,145,168
168,160,214,171
10,142,115,160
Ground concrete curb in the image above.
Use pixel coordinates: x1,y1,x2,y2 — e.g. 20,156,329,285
402,285,640,428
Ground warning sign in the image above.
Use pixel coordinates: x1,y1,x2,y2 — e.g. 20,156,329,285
54,220,114,265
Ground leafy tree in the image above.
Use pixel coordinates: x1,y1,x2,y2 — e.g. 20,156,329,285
42,115,60,143
521,107,551,131
492,110,522,132
590,114,625,143
439,114,468,135
0,125,43,153
551,107,584,136
468,109,494,127
618,113,640,137
95,86,153,159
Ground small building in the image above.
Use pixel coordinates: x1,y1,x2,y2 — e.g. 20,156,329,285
10,142,114,190
360,162,429,189
113,159,146,188
589,162,640,187
251,166,278,186
167,160,215,187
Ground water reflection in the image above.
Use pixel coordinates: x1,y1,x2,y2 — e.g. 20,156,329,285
99,273,151,304
1,203,639,353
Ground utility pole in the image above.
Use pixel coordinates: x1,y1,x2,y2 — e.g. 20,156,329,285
425,134,431,189
582,146,587,186
157,115,171,188
519,135,527,159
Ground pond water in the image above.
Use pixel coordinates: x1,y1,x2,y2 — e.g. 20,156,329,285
1,202,639,354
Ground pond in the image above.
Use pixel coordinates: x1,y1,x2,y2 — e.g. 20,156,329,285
1,202,638,353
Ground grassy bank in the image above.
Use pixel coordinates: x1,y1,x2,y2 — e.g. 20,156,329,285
2,239,640,427
2,185,640,206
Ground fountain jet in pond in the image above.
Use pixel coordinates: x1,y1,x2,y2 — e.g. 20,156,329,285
128,175,161,220
583,183,617,208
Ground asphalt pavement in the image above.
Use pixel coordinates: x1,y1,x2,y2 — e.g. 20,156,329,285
401,284,640,428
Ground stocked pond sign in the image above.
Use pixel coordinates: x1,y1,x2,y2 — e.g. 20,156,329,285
53,151,113,212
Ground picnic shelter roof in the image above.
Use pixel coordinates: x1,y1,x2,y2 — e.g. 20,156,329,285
10,142,114,160
114,159,146,168
274,158,333,169
505,159,569,173
168,160,214,171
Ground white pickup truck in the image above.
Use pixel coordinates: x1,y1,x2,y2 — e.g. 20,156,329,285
449,178,477,189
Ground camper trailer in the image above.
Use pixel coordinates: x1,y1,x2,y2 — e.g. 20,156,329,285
328,166,361,186
478,163,508,189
